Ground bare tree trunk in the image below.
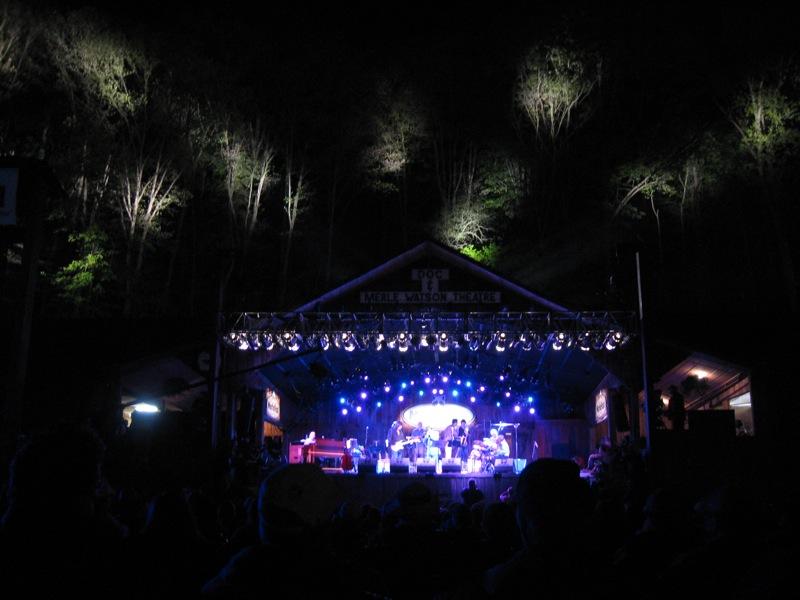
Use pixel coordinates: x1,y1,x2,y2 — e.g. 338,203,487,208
162,200,187,313
650,196,663,264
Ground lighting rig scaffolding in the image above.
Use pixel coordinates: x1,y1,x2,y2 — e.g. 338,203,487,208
222,311,637,354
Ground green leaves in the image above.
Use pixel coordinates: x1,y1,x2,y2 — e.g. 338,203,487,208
732,79,800,173
52,226,114,314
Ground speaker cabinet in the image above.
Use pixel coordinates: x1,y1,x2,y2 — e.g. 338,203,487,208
441,458,462,473
416,458,437,473
493,458,514,474
390,458,410,473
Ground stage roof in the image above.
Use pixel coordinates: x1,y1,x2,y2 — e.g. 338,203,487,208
231,242,635,417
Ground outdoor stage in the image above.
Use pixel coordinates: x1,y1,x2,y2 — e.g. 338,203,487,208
326,466,520,509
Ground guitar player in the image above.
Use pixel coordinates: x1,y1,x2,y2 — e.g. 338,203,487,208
387,420,405,461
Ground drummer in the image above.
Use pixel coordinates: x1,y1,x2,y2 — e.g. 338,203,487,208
494,432,510,458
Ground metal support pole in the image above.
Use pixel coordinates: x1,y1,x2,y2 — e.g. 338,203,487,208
636,252,653,452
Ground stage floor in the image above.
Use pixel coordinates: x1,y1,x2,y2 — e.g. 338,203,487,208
325,468,519,509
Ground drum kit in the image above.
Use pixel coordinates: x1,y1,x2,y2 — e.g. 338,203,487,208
467,422,519,474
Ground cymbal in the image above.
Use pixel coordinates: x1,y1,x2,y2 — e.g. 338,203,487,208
492,422,513,427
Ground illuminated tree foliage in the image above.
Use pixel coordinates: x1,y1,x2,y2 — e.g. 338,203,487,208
364,80,427,244
118,155,181,315
513,43,601,235
219,122,276,250
515,44,601,146
0,1,34,98
279,144,309,305
611,162,675,260
726,75,800,309
52,226,114,315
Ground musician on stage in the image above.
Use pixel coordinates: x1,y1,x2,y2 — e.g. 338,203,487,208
411,422,426,461
457,419,470,463
387,420,405,461
495,433,510,458
443,419,458,459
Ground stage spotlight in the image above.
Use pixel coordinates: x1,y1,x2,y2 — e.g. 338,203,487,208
519,333,533,351
356,406,362,413
360,391,367,400
465,381,472,388
376,401,382,408
577,332,592,351
505,391,511,398
470,396,476,403
514,405,521,413
237,334,249,351
495,332,508,352
247,333,262,350
341,408,348,416
605,330,628,350
534,334,547,351
225,332,238,347
319,334,331,351
398,395,405,402
384,384,391,393
496,401,501,407
375,333,386,351
401,382,407,389
529,407,535,415
438,332,449,352
424,376,431,384
452,390,459,398
418,389,424,397
479,385,486,392
468,335,481,352
339,397,346,405
397,332,410,353
442,375,449,383
527,396,534,403
133,402,160,413
552,331,568,351
340,332,357,352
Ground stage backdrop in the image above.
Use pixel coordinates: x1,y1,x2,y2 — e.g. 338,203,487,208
532,419,590,462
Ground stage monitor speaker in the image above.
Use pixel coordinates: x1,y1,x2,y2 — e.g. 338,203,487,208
390,459,410,473
493,458,514,474
441,458,462,473
416,458,437,473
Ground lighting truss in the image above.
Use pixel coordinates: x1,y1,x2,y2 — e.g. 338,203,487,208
223,311,636,353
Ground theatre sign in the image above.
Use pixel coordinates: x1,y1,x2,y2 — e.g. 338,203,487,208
359,269,501,305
